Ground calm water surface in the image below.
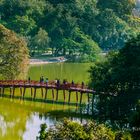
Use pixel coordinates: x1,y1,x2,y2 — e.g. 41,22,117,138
0,63,92,140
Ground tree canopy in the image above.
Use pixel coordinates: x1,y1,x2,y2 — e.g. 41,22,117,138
0,0,140,61
89,34,140,93
37,119,132,140
0,24,29,79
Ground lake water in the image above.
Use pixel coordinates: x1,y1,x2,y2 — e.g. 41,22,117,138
0,63,92,140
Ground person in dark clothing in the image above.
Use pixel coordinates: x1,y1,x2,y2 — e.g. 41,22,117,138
28,77,31,83
81,81,84,88
57,79,60,87
41,76,44,83
40,76,44,83
71,80,74,86
63,79,66,85
46,78,48,85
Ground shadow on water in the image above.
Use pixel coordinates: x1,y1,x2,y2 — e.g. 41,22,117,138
0,94,82,106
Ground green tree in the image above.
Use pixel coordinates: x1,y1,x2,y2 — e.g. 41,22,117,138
0,24,29,79
38,119,115,140
89,34,140,125
8,15,37,36
38,119,132,140
129,101,140,139
89,34,140,92
97,0,136,17
31,28,50,55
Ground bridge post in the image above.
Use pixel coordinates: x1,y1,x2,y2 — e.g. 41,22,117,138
10,87,12,98
56,89,58,101
31,88,33,98
23,88,26,99
52,89,54,100
34,88,36,99
87,93,90,114
68,90,71,103
63,90,66,102
20,87,22,99
45,88,48,100
0,87,1,96
80,92,83,105
0,87,4,97
2,88,4,96
76,91,78,102
92,94,94,115
12,87,15,97
41,88,43,98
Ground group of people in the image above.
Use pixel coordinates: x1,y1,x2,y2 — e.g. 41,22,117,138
40,76,49,84
28,76,49,84
28,77,85,87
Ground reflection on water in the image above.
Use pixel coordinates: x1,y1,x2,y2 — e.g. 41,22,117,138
0,97,90,140
0,63,91,140
23,113,55,140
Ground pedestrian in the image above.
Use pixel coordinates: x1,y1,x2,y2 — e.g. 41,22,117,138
28,77,31,83
41,76,44,83
82,81,84,88
46,78,48,85
63,79,66,85
71,80,74,85
57,79,60,87
40,77,42,83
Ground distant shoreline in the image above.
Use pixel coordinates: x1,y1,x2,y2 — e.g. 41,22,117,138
30,57,67,65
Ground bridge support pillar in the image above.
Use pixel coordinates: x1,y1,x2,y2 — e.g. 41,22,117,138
80,92,83,105
0,87,4,97
10,87,12,98
63,90,66,101
20,87,22,98
31,88,33,98
56,89,58,101
52,89,54,100
34,88,36,99
92,94,94,115
76,91,78,102
23,88,26,99
87,93,90,114
2,88,4,96
45,88,48,100
41,88,43,98
12,87,15,97
68,91,71,103
0,87,1,96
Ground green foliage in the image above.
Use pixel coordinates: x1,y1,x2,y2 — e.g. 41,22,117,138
37,119,133,140
89,34,140,92
129,101,140,139
88,34,140,128
0,0,140,61
30,28,50,55
0,24,29,79
97,0,135,16
37,123,47,140
38,119,116,140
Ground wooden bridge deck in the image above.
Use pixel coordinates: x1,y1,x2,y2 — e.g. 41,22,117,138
0,80,95,93
0,80,96,104
0,79,117,109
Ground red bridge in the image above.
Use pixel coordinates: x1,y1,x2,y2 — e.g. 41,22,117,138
0,80,116,105
0,80,96,104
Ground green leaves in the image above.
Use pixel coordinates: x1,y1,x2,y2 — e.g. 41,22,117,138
0,0,140,61
89,34,140,92
38,119,115,140
0,24,29,79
